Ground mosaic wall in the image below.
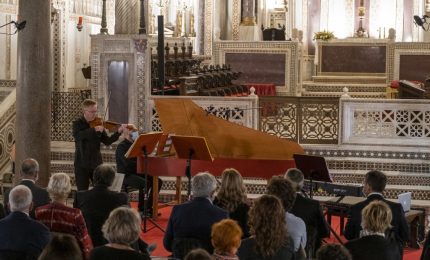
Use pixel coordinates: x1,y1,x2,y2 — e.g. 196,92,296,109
259,96,339,144
51,90,91,142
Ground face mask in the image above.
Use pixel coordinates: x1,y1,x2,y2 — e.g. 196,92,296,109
131,131,139,141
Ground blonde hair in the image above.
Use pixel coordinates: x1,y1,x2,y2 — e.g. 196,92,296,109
215,168,247,212
211,219,243,254
102,207,141,245
361,200,392,233
47,173,71,201
81,99,96,108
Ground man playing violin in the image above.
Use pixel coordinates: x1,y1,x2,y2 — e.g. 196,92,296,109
115,125,163,217
73,99,127,190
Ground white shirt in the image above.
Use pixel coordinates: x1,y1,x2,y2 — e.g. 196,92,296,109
286,212,307,252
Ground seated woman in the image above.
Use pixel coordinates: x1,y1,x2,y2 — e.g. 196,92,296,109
38,233,83,260
345,200,401,260
35,173,93,259
211,219,242,260
316,244,351,260
237,194,295,260
89,207,150,260
213,168,250,237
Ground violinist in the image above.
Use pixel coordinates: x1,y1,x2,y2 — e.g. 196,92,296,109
72,99,126,191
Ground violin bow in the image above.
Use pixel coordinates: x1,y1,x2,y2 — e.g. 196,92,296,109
101,91,112,123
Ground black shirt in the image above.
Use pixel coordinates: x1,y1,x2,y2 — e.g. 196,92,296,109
115,139,138,175
90,246,150,260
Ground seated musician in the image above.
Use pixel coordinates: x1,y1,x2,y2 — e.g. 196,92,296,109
285,168,329,257
115,125,163,217
344,170,409,256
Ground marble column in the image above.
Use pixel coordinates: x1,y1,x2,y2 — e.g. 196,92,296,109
196,0,205,54
239,0,259,41
15,0,52,186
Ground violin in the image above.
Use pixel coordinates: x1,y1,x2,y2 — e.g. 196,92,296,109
89,117,122,132
89,117,135,132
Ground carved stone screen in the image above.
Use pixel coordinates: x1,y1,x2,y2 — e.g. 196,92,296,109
225,53,286,85
399,55,430,82
321,45,386,73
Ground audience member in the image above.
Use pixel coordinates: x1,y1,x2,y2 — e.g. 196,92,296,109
285,168,329,257
237,194,295,260
345,200,401,260
213,168,250,237
211,219,242,260
3,158,50,217
0,203,5,219
267,176,307,254
163,172,228,258
35,173,93,259
89,207,150,260
184,248,212,260
38,233,83,260
115,125,163,217
344,170,409,255
0,185,50,259
316,244,351,260
421,230,430,260
74,164,128,247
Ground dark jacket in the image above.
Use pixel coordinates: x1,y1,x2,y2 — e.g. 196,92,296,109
163,197,228,253
0,211,50,258
115,139,138,175
237,236,295,260
344,194,409,245
3,180,50,218
345,235,401,260
73,185,128,247
73,116,120,169
290,193,329,254
213,197,251,238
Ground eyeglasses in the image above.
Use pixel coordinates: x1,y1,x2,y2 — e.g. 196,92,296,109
84,110,97,114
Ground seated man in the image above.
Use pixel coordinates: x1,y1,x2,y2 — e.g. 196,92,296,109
0,185,50,258
163,172,228,258
115,125,163,217
267,176,307,254
3,158,50,218
73,164,129,247
285,168,329,257
344,170,409,255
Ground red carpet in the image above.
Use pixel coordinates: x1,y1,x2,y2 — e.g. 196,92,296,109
135,204,423,259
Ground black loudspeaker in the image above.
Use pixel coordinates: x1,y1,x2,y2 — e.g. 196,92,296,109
81,66,91,79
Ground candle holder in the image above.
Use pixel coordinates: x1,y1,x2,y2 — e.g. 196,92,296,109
77,16,83,32
355,6,367,37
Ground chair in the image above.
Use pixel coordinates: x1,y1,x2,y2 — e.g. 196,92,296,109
172,237,203,259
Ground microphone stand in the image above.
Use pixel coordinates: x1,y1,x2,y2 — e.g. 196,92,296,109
0,21,16,35
185,149,194,200
141,145,165,233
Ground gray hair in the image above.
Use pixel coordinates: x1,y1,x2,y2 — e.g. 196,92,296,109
284,168,304,191
47,173,71,201
21,158,39,177
9,185,33,212
192,172,217,198
102,207,141,245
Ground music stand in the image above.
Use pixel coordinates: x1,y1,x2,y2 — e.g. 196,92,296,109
170,135,214,200
293,154,333,199
126,132,164,233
